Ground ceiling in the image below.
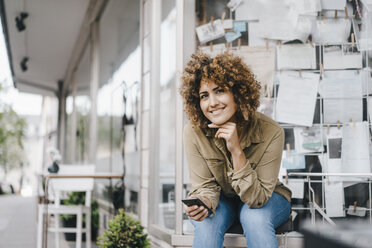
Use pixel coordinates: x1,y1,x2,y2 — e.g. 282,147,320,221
0,0,140,97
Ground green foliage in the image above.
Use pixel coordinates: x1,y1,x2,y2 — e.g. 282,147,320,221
97,209,150,248
0,84,26,175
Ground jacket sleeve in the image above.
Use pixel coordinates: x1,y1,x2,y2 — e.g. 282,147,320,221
230,128,284,208
184,125,221,215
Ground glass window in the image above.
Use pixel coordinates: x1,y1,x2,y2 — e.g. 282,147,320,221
156,0,177,230
95,0,141,214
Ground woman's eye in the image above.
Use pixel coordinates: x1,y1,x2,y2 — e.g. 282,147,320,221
216,89,224,94
200,94,208,99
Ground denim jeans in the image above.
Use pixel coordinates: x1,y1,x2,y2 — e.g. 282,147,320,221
190,192,291,248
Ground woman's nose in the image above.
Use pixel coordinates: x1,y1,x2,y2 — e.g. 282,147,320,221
209,94,218,107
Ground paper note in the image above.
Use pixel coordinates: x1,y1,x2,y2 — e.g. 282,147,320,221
341,122,370,174
281,150,306,170
277,44,316,70
284,179,305,199
223,19,234,29
323,45,362,69
347,206,367,217
286,0,321,14
312,19,351,44
361,69,372,95
248,22,277,46
227,0,243,11
225,32,242,43
196,19,225,44
319,70,362,124
294,126,323,154
321,0,346,10
325,181,345,217
257,1,314,42
233,21,247,32
275,72,319,126
231,46,275,97
325,127,344,183
235,0,261,21
257,98,275,119
199,43,226,57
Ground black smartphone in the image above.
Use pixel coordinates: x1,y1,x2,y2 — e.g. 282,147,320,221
182,198,212,215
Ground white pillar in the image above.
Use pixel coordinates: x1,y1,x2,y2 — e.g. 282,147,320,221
89,21,99,164
70,71,77,162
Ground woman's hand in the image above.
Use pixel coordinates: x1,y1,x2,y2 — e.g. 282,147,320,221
208,122,241,154
184,196,211,222
208,122,246,171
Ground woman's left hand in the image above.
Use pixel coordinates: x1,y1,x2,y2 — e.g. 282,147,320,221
209,122,246,170
208,122,240,154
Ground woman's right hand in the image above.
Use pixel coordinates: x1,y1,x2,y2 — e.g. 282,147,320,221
184,196,211,221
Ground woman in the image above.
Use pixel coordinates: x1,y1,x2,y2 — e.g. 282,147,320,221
180,52,292,248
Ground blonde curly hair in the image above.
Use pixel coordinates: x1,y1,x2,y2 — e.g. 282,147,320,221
180,52,261,128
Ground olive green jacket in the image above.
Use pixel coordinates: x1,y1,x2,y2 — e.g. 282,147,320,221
184,112,291,215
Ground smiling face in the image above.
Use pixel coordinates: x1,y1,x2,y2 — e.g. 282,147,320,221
199,79,237,125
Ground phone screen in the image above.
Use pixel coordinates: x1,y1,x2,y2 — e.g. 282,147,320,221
182,198,212,215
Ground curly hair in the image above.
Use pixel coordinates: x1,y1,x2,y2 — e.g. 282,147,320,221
180,52,261,128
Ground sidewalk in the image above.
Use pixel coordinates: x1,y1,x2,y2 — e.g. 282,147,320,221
0,194,98,248
0,194,37,248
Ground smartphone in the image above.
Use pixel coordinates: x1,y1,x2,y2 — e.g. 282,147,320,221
182,198,212,215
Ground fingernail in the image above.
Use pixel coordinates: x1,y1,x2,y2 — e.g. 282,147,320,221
200,206,204,210
194,206,198,209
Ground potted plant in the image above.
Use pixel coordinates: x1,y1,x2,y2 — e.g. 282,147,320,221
97,208,150,248
60,191,99,241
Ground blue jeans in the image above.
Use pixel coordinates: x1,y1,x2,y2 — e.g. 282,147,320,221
190,193,291,248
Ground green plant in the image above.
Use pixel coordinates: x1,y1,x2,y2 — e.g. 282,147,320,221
97,208,150,248
0,84,26,178
61,191,99,241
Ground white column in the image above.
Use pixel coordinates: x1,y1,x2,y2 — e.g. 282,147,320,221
149,0,161,226
70,72,77,162
175,0,184,235
89,21,100,164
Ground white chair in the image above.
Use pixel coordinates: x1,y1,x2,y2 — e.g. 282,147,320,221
37,164,95,248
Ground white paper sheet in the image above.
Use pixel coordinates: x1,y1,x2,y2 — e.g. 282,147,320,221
277,44,316,70
347,206,367,217
223,19,234,29
275,72,319,126
232,46,275,97
325,181,345,217
361,69,372,95
318,70,362,124
248,22,277,46
227,0,243,12
257,4,313,42
196,19,225,44
294,126,323,154
256,1,299,41
281,150,306,170
323,45,362,69
200,43,226,57
321,0,346,10
312,19,351,44
286,0,321,14
341,122,370,174
235,0,262,21
284,179,305,199
326,127,343,182
257,98,275,118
